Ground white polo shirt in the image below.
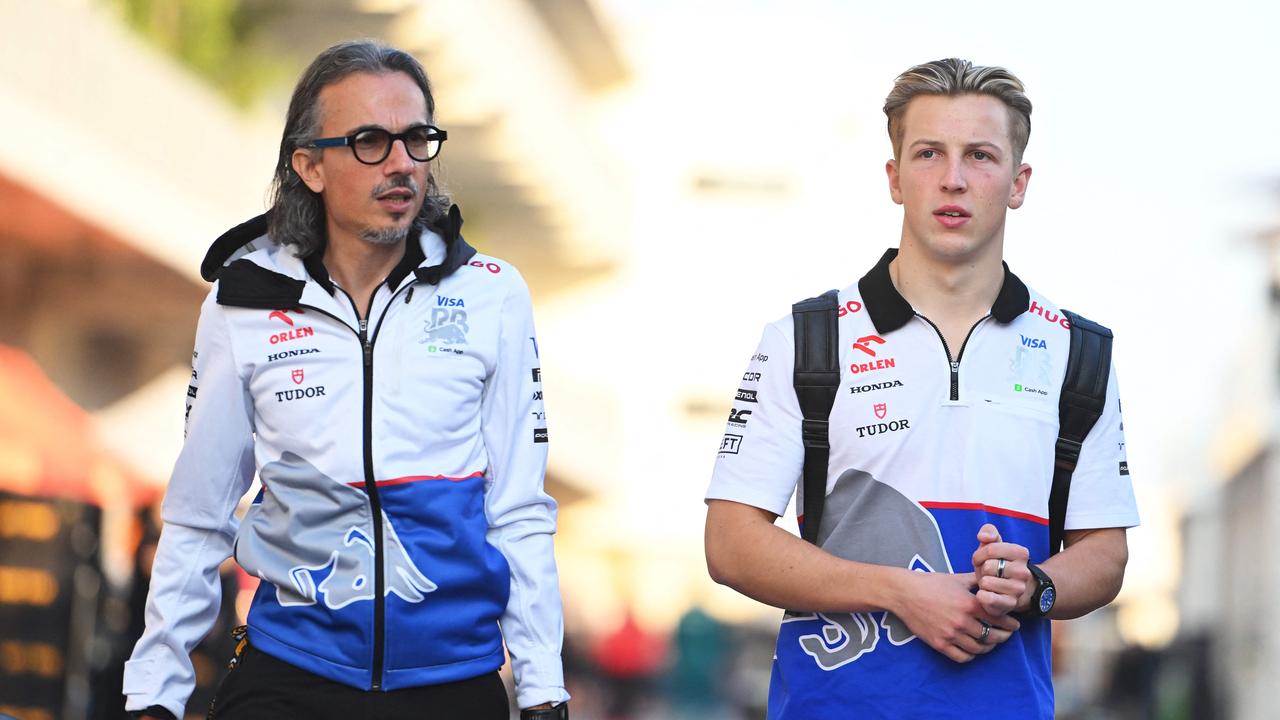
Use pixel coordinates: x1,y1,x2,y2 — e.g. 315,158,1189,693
706,248,1139,720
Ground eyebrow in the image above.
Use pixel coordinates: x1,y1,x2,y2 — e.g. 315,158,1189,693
341,121,431,135
909,138,1004,153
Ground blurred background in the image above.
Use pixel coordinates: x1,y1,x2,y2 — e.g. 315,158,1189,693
1,0,1278,718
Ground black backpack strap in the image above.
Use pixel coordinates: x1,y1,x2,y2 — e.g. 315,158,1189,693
1051,310,1114,554
792,290,841,545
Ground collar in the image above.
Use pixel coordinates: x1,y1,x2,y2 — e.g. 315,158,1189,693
856,248,1030,334
214,205,476,309
297,225,427,296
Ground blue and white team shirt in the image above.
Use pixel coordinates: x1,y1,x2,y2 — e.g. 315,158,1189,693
706,249,1139,720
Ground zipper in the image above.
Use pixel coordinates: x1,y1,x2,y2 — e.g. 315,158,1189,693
299,281,415,690
916,314,988,401
342,288,386,690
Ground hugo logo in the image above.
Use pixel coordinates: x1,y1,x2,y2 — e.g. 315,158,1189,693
1028,301,1071,329
837,300,863,318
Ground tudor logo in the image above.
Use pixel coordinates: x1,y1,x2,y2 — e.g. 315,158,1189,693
275,386,326,402
291,368,305,385
852,335,886,357
874,403,887,420
854,419,910,438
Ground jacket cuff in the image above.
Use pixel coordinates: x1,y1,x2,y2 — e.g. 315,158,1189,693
129,706,178,720
514,653,569,709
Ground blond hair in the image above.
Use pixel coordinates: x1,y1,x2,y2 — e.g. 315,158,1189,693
883,58,1032,163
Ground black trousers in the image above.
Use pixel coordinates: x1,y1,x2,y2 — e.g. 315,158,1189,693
207,642,509,720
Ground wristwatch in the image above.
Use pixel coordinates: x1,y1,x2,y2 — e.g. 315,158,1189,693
521,703,568,720
1025,562,1056,617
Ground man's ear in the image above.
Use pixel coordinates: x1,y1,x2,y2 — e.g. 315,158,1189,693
886,158,904,205
1007,163,1032,209
292,149,325,194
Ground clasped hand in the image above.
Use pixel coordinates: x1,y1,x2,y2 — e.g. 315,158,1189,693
890,523,1033,663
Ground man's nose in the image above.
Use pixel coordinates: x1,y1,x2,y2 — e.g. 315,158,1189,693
940,158,967,193
383,137,417,174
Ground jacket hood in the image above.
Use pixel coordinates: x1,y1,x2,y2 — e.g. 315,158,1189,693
205,205,477,309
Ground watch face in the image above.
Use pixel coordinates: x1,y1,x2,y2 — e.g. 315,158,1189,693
1039,586,1056,614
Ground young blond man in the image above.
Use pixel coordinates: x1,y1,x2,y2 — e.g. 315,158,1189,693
705,58,1136,718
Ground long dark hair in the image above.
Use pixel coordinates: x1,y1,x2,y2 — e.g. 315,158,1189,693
268,40,450,257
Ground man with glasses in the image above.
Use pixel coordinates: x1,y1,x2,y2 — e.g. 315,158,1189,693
124,40,568,720
704,58,1137,718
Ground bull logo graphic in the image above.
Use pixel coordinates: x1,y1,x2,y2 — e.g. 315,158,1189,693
788,469,952,671
1008,345,1052,385
421,323,467,345
236,452,438,611
280,524,437,610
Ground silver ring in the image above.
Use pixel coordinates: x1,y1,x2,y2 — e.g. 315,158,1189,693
996,558,1007,579
978,620,991,644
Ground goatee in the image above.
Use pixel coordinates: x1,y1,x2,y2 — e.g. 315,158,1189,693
360,225,411,246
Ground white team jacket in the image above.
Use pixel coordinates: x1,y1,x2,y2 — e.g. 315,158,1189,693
123,208,567,716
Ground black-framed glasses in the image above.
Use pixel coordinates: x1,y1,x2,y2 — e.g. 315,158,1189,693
304,124,447,164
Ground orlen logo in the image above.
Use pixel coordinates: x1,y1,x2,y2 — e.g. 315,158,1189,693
852,335,885,356
269,309,303,326
1028,301,1070,329
268,309,315,345
469,260,502,274
837,300,863,318
850,335,896,375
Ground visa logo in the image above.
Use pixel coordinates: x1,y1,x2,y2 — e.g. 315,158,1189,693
1020,335,1047,349
436,296,466,307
